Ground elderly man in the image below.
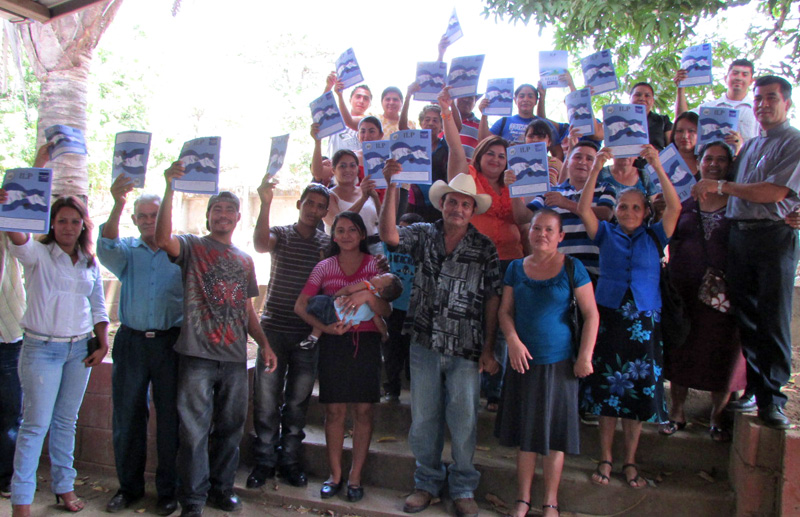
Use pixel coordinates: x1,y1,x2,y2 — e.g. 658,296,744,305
98,176,183,515
380,163,501,517
692,75,800,430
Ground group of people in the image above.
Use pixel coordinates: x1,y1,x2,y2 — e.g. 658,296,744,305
0,50,798,517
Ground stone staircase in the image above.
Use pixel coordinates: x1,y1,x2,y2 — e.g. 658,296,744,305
236,386,735,516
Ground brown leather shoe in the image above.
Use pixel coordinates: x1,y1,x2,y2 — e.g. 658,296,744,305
454,497,479,517
403,489,433,513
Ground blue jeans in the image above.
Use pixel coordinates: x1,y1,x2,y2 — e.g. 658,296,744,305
0,339,23,486
111,326,179,498
251,329,318,468
408,344,481,500
11,335,91,505
176,355,247,506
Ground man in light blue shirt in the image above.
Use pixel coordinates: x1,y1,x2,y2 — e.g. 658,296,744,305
97,176,183,516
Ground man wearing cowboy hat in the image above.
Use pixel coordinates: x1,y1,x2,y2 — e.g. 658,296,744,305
380,161,502,517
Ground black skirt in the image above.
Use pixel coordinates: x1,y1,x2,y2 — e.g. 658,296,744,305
318,331,381,404
495,358,580,455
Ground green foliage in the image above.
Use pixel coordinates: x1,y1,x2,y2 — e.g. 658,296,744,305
0,62,40,172
483,0,800,113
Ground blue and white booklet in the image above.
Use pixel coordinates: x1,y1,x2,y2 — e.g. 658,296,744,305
362,140,391,189
173,137,221,195
602,104,649,158
447,55,484,98
539,50,569,89
645,144,696,202
112,131,151,188
697,106,739,153
679,43,713,87
580,49,619,95
336,48,364,90
389,130,432,184
266,134,290,178
484,78,514,116
565,89,595,137
507,142,550,198
310,91,346,140
45,125,87,159
0,168,52,233
444,8,463,44
415,61,448,102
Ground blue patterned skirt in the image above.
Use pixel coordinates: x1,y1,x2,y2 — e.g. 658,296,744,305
581,291,669,423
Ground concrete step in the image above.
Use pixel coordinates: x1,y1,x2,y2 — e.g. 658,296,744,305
241,425,735,517
303,387,732,478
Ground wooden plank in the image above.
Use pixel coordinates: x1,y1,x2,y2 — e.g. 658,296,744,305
49,0,107,19
0,0,50,22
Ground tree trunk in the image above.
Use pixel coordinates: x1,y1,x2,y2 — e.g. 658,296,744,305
18,0,123,198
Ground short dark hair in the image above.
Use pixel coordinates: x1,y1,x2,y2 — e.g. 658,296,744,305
728,59,754,75
569,140,599,156
398,212,424,225
525,120,553,142
670,111,699,147
379,274,404,303
332,149,358,168
755,75,792,100
381,86,403,102
358,116,383,134
351,84,372,99
514,83,539,102
531,208,563,231
630,82,654,96
698,142,735,181
300,183,331,205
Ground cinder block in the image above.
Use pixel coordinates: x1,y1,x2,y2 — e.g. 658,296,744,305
77,393,112,429
780,430,800,516
79,427,115,467
86,361,113,395
734,414,761,466
734,462,779,517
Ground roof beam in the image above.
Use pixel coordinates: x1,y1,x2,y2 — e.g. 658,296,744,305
0,0,50,22
50,0,108,20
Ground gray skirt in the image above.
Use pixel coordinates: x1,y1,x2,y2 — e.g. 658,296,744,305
495,358,580,455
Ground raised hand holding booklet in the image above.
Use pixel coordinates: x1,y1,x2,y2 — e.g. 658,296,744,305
415,62,448,102
645,144,696,202
447,55,485,98
336,48,364,90
484,78,514,116
697,106,739,153
362,140,391,189
0,168,52,233
580,50,619,95
45,125,87,159
310,91,346,140
539,51,569,89
507,142,550,198
444,8,463,44
388,130,432,185
266,134,290,178
112,131,152,188
173,137,221,195
602,104,649,158
679,43,713,87
565,89,595,137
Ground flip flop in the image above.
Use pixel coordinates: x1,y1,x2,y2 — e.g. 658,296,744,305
591,460,612,486
622,463,647,489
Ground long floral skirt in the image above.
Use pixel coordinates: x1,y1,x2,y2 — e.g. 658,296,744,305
580,291,669,423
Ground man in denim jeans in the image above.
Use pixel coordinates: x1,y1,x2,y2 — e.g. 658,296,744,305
246,180,331,489
380,166,502,517
156,162,278,517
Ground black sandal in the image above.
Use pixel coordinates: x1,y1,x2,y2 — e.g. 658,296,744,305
542,504,560,515
622,463,647,489
659,420,687,436
591,460,612,485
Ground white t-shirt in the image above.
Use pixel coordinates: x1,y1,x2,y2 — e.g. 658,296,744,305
701,94,758,141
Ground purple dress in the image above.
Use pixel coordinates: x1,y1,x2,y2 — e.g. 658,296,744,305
664,198,746,392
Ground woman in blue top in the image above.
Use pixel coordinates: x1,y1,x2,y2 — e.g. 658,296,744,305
576,144,681,489
496,209,599,517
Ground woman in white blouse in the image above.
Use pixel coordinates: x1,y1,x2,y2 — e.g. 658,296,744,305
0,194,109,516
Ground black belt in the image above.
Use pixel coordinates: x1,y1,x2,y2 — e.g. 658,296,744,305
366,235,381,245
733,219,784,230
122,325,181,338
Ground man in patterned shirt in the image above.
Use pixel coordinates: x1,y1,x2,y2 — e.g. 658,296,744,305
156,162,278,517
380,163,502,517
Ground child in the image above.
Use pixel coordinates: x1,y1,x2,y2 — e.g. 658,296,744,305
300,272,403,349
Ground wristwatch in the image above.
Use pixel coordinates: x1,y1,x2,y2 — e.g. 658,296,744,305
717,180,727,195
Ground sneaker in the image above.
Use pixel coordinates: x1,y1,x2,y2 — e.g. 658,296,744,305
0,479,11,498
298,336,318,350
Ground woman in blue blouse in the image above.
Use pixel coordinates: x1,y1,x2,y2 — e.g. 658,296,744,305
496,209,599,517
576,145,681,489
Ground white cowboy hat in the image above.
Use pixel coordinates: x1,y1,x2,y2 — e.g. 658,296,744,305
428,173,492,215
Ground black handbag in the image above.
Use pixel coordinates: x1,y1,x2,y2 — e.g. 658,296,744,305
646,229,691,352
564,255,583,358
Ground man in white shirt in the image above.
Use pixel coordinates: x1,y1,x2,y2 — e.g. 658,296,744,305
675,59,758,141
